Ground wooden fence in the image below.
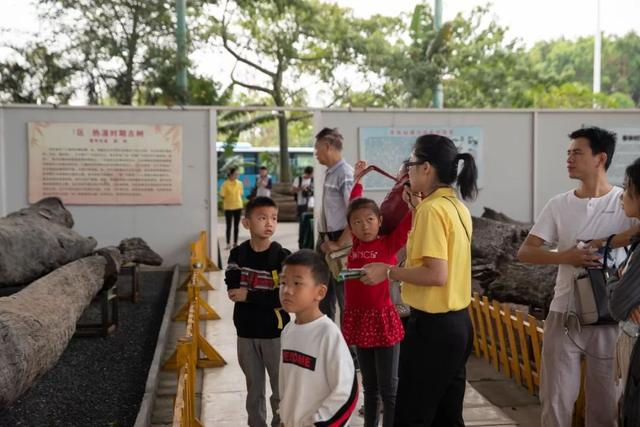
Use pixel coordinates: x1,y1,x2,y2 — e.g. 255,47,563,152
468,292,586,426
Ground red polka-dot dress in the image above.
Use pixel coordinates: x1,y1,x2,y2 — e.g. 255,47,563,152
341,183,411,348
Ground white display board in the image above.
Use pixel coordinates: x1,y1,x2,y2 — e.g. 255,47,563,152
359,126,483,190
608,127,640,186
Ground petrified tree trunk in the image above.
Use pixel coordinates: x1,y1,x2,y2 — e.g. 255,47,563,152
471,208,557,310
0,239,162,408
271,182,298,222
0,198,97,287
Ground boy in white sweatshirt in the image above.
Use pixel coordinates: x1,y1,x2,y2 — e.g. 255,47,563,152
278,249,358,427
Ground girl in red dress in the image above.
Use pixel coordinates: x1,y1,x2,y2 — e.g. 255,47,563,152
341,161,412,427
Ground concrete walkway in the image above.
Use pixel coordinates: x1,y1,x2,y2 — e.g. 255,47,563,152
200,219,519,426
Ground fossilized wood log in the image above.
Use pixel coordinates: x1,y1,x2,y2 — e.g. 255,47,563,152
484,262,557,309
0,198,97,287
481,207,532,227
471,208,557,310
271,182,298,222
472,216,524,263
0,238,162,408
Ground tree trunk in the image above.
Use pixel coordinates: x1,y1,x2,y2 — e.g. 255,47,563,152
0,239,162,408
277,111,291,183
0,197,97,287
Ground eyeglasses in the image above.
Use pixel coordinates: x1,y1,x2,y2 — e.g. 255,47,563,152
402,160,425,170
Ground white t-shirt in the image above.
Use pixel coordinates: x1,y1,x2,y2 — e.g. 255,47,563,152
278,315,358,427
530,186,636,312
256,175,272,197
293,176,314,207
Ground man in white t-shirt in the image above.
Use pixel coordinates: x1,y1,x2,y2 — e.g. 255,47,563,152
519,126,639,426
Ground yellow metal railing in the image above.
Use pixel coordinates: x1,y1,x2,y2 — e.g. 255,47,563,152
179,239,215,291
172,317,203,427
468,292,586,426
168,231,226,427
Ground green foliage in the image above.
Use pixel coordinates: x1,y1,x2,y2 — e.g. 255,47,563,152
209,0,375,180
526,32,640,106
12,0,223,106
2,0,639,113
218,153,249,177
258,151,280,176
344,5,640,109
0,42,77,103
525,82,634,108
37,0,179,104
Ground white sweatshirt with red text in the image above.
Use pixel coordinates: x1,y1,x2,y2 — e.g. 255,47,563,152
278,315,358,427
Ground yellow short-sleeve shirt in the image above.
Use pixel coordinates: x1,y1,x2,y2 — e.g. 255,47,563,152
220,179,244,210
401,187,472,313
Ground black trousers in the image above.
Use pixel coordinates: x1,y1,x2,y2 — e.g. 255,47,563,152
394,308,473,427
316,230,343,321
224,209,242,244
297,204,309,248
357,344,400,427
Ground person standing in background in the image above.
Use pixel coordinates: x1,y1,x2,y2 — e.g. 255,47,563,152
256,166,273,198
221,167,244,250
314,127,354,322
292,166,314,248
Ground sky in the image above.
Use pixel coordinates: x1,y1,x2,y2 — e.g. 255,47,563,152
0,0,639,105
329,0,640,46
1,0,639,44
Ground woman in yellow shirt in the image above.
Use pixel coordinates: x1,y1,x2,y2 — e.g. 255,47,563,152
362,134,478,427
220,167,244,249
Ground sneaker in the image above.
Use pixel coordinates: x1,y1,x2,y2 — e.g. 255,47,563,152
225,243,232,250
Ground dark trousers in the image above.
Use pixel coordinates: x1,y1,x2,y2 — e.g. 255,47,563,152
394,308,473,427
297,205,308,248
225,209,242,244
316,230,343,322
357,344,400,427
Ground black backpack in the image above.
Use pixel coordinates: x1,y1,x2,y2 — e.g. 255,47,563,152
293,176,313,202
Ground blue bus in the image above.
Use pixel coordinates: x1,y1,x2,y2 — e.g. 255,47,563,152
216,142,314,199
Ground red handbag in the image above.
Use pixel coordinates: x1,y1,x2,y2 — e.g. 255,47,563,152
356,165,410,236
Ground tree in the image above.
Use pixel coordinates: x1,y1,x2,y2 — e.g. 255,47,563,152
345,4,527,108
608,32,640,105
525,82,634,108
0,42,77,104
346,5,640,109
441,6,539,108
37,0,207,105
346,3,449,108
528,32,640,107
209,0,379,182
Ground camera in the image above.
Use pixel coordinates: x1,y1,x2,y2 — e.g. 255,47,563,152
302,187,313,198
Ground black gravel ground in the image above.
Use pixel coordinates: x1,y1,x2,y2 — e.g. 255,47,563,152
0,270,172,427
